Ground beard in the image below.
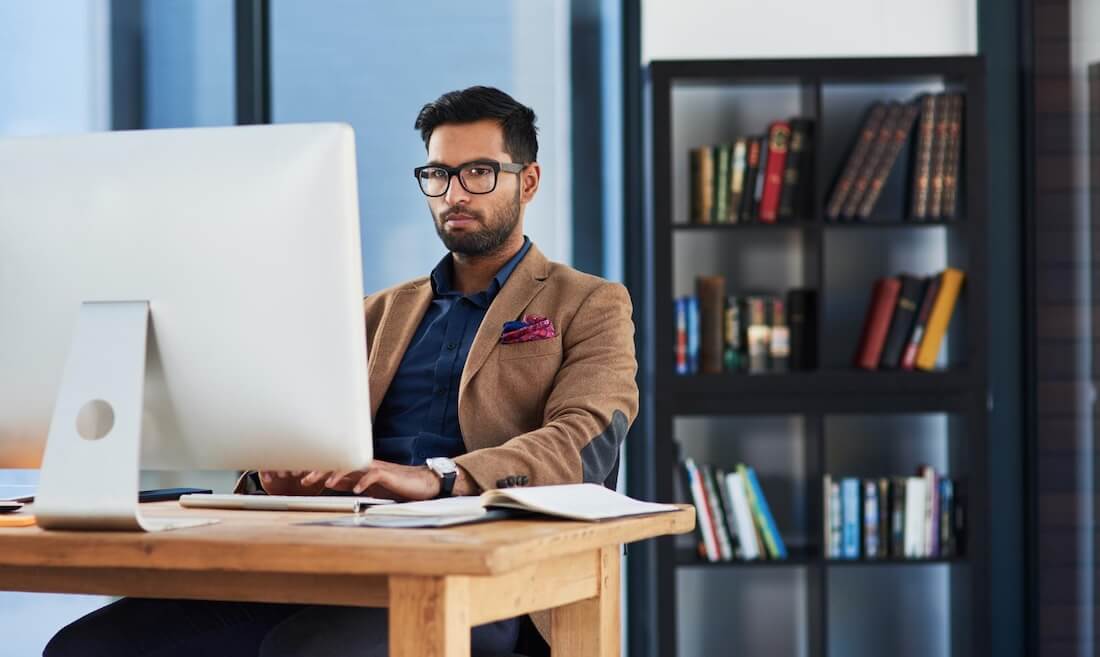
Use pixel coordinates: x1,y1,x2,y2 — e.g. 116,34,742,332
433,188,521,257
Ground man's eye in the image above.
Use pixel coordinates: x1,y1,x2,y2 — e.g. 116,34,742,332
466,167,491,177
424,169,447,179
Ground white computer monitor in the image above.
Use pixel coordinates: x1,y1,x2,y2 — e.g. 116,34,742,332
0,123,372,530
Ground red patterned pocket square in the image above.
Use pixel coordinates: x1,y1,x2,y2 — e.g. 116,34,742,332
500,314,557,344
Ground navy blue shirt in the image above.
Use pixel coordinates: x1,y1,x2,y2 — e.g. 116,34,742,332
372,237,533,465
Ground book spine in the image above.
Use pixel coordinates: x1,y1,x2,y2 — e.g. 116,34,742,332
827,103,887,221
842,102,903,220
714,468,742,559
753,136,769,220
681,459,711,560
954,479,967,556
863,479,879,559
841,478,860,559
879,274,926,369
686,296,701,374
714,145,730,224
890,477,906,557
901,273,942,370
778,119,813,221
745,466,787,559
696,275,726,374
854,277,903,370
877,478,890,558
915,267,965,371
746,296,770,374
910,94,939,220
829,480,842,558
685,458,720,561
904,476,926,558
857,102,921,220
769,297,790,372
928,93,951,218
939,478,955,557
920,465,939,557
702,464,734,561
822,474,832,559
728,138,747,223
727,472,761,560
941,94,964,219
675,297,688,375
740,138,763,221
723,296,744,373
759,121,791,223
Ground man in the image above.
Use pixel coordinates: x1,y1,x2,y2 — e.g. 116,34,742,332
45,86,638,657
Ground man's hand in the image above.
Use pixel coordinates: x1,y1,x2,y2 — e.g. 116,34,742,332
257,471,326,496
299,460,442,501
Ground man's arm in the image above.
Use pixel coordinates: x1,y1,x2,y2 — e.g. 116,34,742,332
453,282,639,490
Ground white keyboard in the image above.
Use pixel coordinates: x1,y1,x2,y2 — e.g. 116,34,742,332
179,493,394,513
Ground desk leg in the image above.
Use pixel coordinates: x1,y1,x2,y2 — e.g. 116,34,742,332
551,545,621,657
390,575,471,657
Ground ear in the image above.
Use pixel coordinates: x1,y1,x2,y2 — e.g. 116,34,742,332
520,162,541,204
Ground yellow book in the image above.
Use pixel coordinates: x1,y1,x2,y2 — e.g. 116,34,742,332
915,267,965,370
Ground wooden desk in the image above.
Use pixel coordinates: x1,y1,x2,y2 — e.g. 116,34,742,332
0,503,694,656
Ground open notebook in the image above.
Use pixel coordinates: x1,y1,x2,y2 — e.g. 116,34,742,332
308,484,677,528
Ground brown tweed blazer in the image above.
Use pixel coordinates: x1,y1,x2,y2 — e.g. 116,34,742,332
364,242,638,644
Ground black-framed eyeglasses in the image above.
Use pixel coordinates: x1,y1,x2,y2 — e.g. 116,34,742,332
413,160,526,197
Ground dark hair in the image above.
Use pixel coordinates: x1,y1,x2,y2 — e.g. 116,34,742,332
414,86,538,164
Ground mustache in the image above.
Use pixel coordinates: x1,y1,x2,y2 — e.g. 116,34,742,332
440,207,483,222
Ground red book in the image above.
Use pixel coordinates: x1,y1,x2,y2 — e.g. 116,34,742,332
854,277,902,370
758,121,791,223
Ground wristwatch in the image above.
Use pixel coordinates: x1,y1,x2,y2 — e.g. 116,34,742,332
425,457,458,498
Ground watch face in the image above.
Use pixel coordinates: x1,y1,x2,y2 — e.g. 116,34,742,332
427,457,457,475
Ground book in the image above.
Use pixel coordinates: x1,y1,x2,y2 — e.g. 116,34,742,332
740,465,787,559
876,478,890,558
787,289,817,370
822,474,833,558
915,267,965,370
778,118,813,221
701,464,734,561
753,135,770,220
903,477,926,558
714,144,730,223
879,274,926,369
758,121,791,223
769,297,790,372
690,147,713,224
714,468,743,559
863,479,880,559
344,484,677,529
910,94,939,220
920,465,939,557
890,477,907,557
842,102,903,220
856,102,920,220
745,296,770,374
840,478,860,559
941,94,964,219
696,276,726,374
728,138,748,223
740,137,763,221
827,103,887,221
723,296,744,372
675,297,688,375
686,296,701,374
928,94,952,218
828,478,842,558
854,277,902,370
901,273,942,370
939,478,955,557
684,459,720,560
726,471,762,560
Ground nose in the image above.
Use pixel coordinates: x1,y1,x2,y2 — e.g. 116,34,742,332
443,174,471,207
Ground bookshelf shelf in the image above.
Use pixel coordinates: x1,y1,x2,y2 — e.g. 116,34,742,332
629,56,989,657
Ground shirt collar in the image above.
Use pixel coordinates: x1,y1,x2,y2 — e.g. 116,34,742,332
430,236,532,306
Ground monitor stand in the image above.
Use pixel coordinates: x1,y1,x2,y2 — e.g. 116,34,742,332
34,301,218,532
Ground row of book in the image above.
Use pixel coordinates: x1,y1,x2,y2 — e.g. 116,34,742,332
824,467,966,560
689,118,813,224
681,458,788,562
826,93,964,222
853,268,964,371
676,276,817,375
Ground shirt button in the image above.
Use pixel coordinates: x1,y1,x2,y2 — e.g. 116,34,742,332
446,342,457,351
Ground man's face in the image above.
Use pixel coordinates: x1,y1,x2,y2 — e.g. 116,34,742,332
424,119,525,257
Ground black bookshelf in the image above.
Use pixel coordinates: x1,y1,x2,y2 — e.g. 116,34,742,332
628,57,989,657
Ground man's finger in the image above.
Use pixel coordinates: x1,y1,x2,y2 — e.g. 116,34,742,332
300,471,332,486
353,470,381,495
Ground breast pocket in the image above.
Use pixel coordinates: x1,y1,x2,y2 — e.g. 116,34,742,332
498,334,563,361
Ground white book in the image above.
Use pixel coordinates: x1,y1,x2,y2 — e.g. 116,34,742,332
822,474,832,559
904,477,927,558
364,483,678,522
725,472,760,560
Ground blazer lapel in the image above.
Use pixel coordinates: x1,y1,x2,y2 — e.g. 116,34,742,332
459,244,551,398
368,281,433,418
